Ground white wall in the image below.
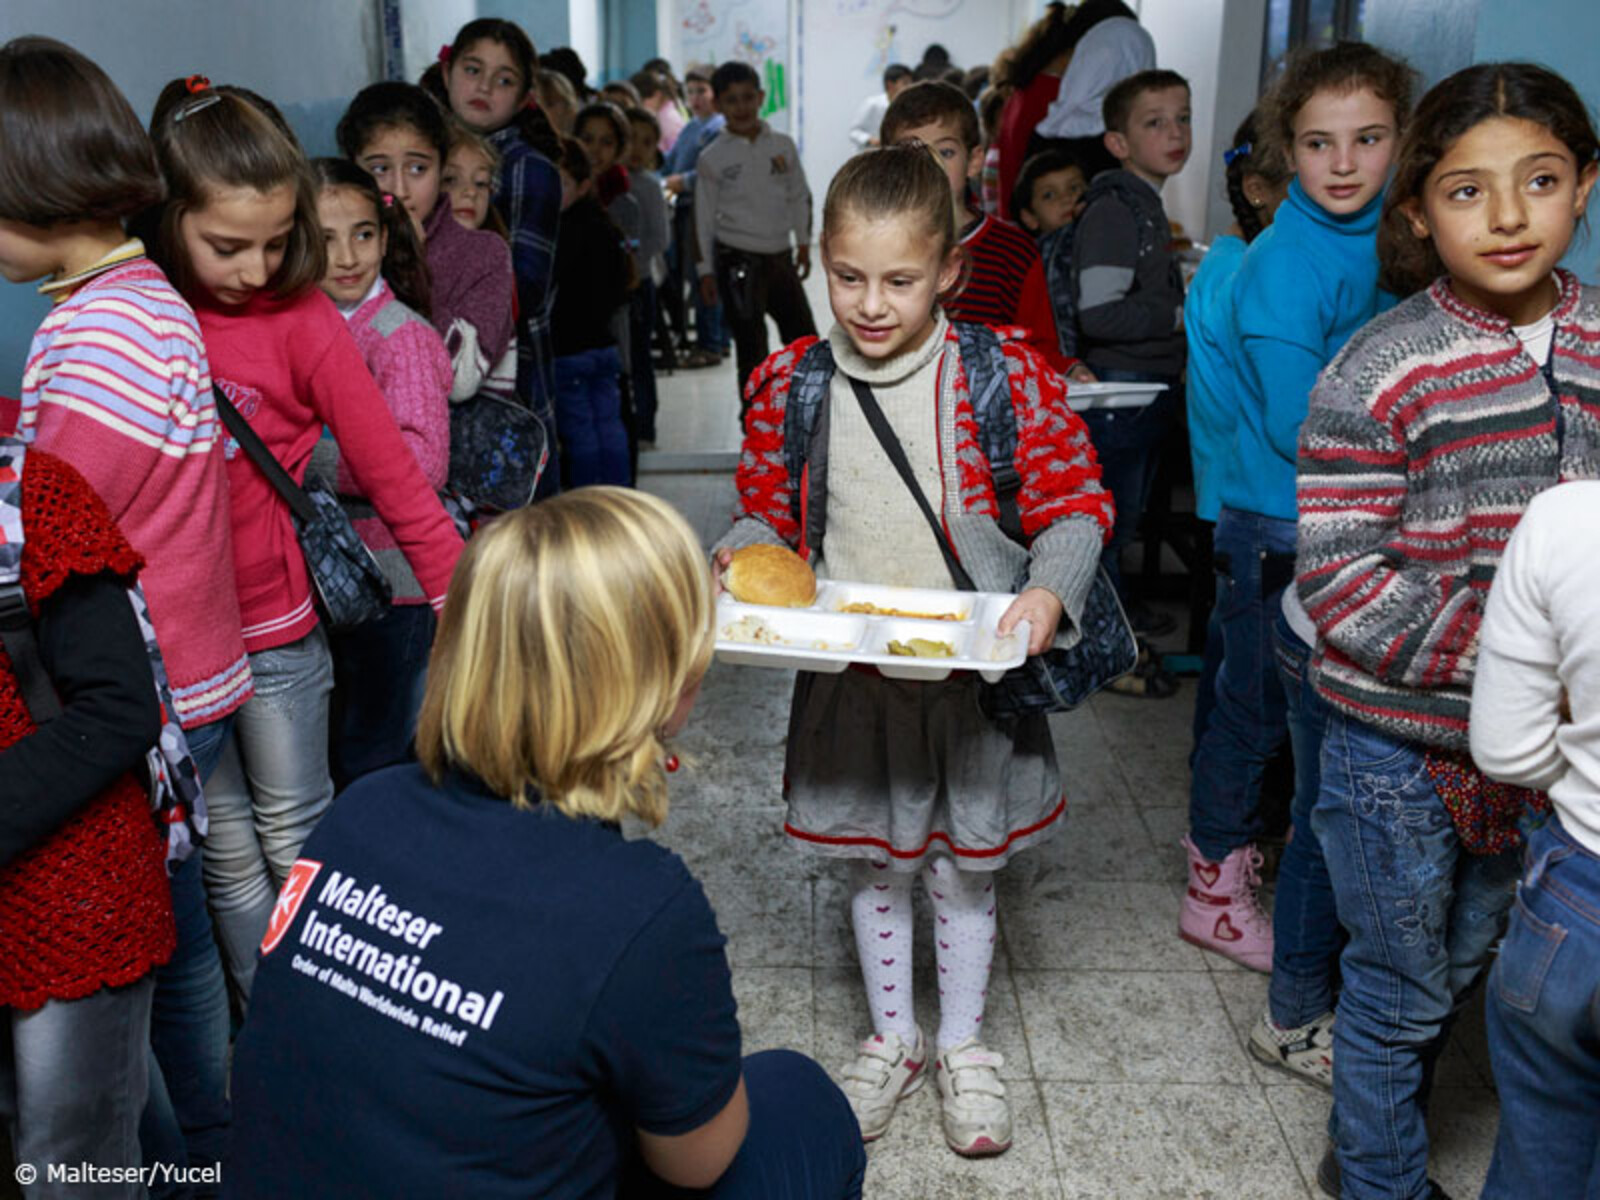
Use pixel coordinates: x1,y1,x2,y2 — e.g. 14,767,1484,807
795,0,1033,215
1203,0,1269,241
569,0,602,85
401,0,477,84
1135,0,1227,242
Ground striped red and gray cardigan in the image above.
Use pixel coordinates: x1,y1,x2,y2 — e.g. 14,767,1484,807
1296,269,1600,751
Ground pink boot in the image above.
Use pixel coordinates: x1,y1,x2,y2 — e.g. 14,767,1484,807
1178,835,1273,971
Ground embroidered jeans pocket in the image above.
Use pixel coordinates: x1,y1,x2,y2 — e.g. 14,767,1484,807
1495,894,1567,1014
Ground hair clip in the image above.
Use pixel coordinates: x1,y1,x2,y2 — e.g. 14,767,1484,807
1222,141,1253,167
437,44,452,64
382,193,395,208
174,93,223,123
185,74,212,94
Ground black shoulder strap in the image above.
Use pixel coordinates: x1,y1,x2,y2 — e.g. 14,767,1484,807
212,385,319,525
846,376,977,593
0,585,61,723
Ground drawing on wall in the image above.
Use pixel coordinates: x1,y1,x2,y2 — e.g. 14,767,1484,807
679,0,791,128
867,23,898,77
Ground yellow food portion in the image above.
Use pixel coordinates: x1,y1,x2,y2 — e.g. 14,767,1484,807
886,638,957,658
840,601,964,621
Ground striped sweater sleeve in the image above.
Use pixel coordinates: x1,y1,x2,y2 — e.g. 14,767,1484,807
1296,366,1482,689
26,291,213,519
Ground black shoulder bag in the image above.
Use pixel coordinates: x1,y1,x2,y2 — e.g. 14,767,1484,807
213,386,392,629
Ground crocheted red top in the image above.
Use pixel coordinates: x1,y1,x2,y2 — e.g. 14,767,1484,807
0,449,176,1010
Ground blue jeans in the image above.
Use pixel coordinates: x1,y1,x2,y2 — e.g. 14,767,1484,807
1,976,154,1198
1268,613,1341,1028
1314,712,1520,1199
142,715,233,1197
1187,507,1295,862
328,604,434,792
1076,368,1178,601
1483,819,1600,1198
633,1050,865,1198
1188,526,1224,769
202,628,336,1002
553,346,630,487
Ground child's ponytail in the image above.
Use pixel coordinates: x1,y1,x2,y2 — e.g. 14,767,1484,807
1221,112,1290,244
312,157,433,319
1379,61,1600,298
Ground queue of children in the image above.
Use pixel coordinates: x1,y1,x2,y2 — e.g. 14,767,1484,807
2,12,1599,1199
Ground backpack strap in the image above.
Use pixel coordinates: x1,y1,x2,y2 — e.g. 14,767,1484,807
782,338,838,556
951,321,1026,543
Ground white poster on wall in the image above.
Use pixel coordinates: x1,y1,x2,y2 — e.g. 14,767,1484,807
675,0,794,133
796,0,1029,220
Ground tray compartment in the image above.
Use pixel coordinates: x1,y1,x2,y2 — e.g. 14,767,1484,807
714,602,866,674
816,580,971,623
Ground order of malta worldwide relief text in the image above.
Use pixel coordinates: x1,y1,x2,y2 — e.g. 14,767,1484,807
262,858,504,1048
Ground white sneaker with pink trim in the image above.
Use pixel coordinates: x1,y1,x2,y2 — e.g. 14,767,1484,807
839,1027,927,1142
934,1039,1012,1156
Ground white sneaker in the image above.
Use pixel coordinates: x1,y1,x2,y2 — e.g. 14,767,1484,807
934,1039,1012,1156
1248,1009,1335,1089
838,1027,927,1142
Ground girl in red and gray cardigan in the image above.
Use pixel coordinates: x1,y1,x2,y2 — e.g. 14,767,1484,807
1293,64,1600,1198
714,147,1109,1159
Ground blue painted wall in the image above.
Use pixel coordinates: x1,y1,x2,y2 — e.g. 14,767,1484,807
602,0,657,83
482,2,571,57
1474,0,1600,282
0,0,382,388
1364,0,1600,283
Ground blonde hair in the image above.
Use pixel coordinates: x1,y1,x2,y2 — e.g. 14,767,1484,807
444,118,510,240
416,488,714,826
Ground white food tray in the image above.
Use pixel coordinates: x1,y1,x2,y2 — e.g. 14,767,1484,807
715,579,1029,682
1066,381,1167,412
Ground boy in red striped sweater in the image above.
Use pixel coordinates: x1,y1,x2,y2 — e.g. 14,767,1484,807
882,81,1074,378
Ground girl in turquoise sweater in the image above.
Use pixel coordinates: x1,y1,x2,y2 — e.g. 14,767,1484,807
1181,46,1415,1067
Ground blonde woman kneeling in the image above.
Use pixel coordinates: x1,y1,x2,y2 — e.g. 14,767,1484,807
225,489,865,1198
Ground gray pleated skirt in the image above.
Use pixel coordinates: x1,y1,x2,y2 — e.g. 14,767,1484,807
783,668,1064,872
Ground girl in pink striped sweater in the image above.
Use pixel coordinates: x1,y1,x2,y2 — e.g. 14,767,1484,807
143,77,463,1001
0,36,239,1187
311,158,454,791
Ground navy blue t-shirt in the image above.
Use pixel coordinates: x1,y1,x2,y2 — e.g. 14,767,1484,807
226,765,741,1199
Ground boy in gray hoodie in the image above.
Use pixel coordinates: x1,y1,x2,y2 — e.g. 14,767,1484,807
1070,68,1190,638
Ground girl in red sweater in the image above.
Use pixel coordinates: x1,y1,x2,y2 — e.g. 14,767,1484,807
0,439,174,1189
143,77,464,1000
311,157,454,791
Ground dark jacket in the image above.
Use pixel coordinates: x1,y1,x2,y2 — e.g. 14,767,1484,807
550,197,631,358
1070,169,1185,376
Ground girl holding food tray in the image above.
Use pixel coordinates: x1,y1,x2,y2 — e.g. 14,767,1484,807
713,144,1110,1158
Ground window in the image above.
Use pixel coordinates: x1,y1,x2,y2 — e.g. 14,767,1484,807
1262,0,1366,82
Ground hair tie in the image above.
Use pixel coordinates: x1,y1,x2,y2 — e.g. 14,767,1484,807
437,44,452,64
382,193,395,208
1222,141,1252,167
185,74,212,94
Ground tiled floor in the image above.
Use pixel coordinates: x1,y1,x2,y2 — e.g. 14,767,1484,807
636,360,1502,1199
